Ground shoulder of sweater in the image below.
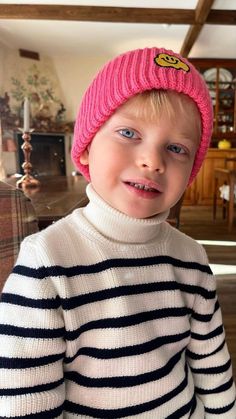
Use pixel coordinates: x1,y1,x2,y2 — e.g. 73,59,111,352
163,221,209,264
164,221,198,246
22,209,84,246
15,210,86,268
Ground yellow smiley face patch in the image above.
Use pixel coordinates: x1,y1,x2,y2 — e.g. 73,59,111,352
154,53,190,72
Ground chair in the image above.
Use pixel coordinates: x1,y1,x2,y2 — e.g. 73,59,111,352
0,181,39,293
213,158,236,232
167,194,185,229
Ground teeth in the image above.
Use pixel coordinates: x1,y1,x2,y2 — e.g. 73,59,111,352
129,182,156,192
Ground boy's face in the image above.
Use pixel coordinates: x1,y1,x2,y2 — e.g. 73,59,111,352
80,96,200,219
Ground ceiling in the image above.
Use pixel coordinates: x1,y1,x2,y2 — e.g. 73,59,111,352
0,0,236,59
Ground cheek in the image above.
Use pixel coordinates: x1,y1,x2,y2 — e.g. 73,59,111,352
88,147,118,181
169,160,193,185
181,165,195,188
92,143,128,169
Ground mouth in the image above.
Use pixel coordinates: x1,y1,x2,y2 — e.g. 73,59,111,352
124,179,162,194
126,182,158,192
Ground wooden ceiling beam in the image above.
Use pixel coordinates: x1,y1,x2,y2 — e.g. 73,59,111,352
180,0,215,57
208,10,236,25
195,0,215,23
0,4,235,25
0,5,195,23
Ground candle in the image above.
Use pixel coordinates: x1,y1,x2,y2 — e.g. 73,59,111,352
23,97,30,132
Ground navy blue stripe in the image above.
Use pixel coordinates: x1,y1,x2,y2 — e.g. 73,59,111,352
65,330,190,363
190,394,197,416
1,281,214,311
186,340,225,360
191,325,223,341
1,293,61,309
191,358,232,375
65,348,184,388
192,300,219,322
205,400,235,414
65,306,191,341
0,403,64,418
178,283,215,299
0,324,65,339
61,281,214,310
0,378,64,396
0,352,64,369
196,377,234,395
12,255,212,279
65,363,189,418
166,394,196,418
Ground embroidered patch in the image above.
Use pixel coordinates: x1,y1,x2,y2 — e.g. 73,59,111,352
154,53,190,72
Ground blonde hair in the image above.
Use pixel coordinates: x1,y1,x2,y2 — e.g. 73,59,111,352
123,89,202,143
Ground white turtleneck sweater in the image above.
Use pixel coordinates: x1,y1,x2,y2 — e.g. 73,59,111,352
0,184,235,418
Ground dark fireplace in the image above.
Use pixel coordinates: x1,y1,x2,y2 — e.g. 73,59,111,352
15,132,66,176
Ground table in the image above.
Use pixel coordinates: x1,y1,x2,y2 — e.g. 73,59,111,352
5,175,89,229
213,168,236,232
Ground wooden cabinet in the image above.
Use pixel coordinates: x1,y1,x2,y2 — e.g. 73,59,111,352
190,59,236,148
184,149,236,205
184,59,236,206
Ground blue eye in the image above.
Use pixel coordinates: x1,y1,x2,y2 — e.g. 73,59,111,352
118,128,137,139
167,144,186,154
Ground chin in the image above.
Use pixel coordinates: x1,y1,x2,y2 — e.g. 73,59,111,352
122,208,161,219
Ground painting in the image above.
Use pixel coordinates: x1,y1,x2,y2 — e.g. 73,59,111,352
0,51,73,138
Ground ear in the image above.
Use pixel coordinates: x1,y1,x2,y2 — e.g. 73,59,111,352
80,148,89,165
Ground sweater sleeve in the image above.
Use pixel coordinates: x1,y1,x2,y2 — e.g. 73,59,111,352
0,234,66,418
186,251,236,417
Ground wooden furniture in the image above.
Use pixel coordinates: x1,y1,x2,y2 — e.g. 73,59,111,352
181,59,236,206
184,148,236,205
190,59,236,147
213,167,236,232
4,175,88,230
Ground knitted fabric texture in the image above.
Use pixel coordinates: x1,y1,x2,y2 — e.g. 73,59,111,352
1,185,235,416
72,47,213,184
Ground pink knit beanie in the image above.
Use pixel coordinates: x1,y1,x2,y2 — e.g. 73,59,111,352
72,47,213,184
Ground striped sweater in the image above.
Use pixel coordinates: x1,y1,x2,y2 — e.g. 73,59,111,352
0,184,235,418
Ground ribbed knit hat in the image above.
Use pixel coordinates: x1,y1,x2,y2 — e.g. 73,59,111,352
72,47,213,184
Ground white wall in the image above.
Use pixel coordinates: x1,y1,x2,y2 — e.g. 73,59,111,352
52,53,112,121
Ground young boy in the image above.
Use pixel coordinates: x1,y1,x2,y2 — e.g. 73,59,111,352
0,47,235,418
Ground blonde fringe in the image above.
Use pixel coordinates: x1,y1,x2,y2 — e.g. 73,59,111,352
121,89,202,142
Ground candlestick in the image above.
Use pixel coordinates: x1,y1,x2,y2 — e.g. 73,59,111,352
16,130,40,189
23,97,30,132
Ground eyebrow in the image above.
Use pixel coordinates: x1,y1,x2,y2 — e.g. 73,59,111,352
115,110,141,121
174,133,200,149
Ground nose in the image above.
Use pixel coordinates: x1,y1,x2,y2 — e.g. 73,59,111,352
137,149,165,173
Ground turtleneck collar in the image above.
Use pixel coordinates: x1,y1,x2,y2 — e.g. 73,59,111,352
82,184,169,244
